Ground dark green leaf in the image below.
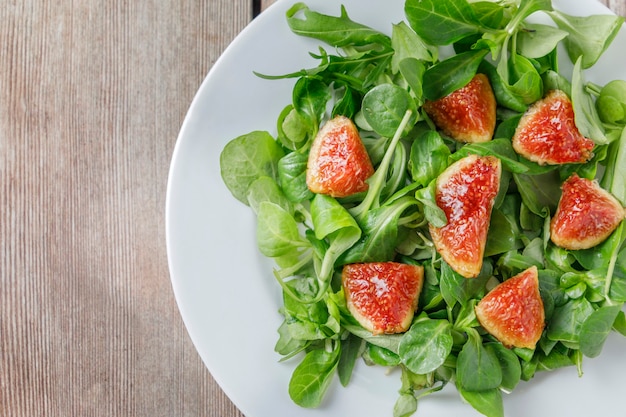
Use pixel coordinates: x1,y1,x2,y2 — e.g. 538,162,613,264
457,387,504,417
286,3,391,47
278,151,314,203
485,208,520,257
362,84,417,137
542,70,572,96
507,53,543,105
337,334,363,386
440,261,490,307
489,343,522,392
456,334,503,391
580,304,623,358
339,197,417,264
332,87,360,119
409,130,451,186
367,343,401,367
423,49,489,100
513,170,562,216
398,58,426,103
480,61,528,112
547,297,595,344
343,323,402,354
600,125,626,205
293,77,331,131
571,57,608,144
451,138,529,174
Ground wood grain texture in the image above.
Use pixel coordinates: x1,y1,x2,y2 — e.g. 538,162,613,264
1,1,249,416
0,1,624,417
260,0,626,16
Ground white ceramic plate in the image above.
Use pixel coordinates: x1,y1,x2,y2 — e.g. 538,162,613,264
166,1,626,416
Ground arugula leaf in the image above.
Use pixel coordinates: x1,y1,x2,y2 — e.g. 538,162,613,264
286,3,391,47
391,21,437,74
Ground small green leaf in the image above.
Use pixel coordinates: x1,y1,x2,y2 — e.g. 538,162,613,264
548,10,624,69
399,318,453,374
337,334,362,386
257,202,308,257
277,151,314,203
247,176,293,215
456,335,503,392
220,131,284,204
547,297,595,344
458,386,504,417
580,304,623,358
391,21,437,73
415,180,447,228
393,393,418,417
404,0,482,45
517,23,568,59
409,130,451,187
362,84,417,137
571,57,608,144
423,49,489,100
286,3,391,47
289,345,340,408
489,343,522,392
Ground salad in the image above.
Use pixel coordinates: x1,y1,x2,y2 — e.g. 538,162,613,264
218,1,626,416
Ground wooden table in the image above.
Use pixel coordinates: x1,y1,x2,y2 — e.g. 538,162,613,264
2,0,624,416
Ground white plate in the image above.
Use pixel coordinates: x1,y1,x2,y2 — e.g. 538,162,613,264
166,1,626,416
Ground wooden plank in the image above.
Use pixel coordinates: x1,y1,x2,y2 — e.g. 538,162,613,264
0,1,249,416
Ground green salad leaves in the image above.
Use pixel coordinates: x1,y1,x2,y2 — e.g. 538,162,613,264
220,1,626,416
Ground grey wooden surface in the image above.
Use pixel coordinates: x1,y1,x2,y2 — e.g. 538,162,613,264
1,0,624,416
